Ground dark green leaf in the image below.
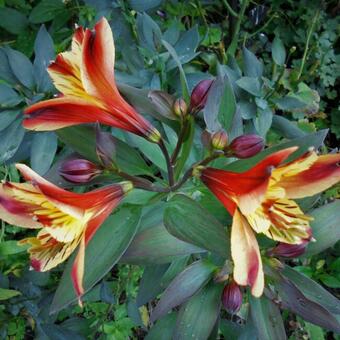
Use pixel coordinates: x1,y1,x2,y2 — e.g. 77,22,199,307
5,47,34,89
274,275,340,333
146,313,177,340
150,260,216,322
0,48,18,84
162,39,190,102
274,96,306,111
282,265,340,314
128,0,163,11
272,115,305,139
236,77,262,96
0,7,28,35
136,264,169,307
0,109,21,131
218,75,236,131
0,118,25,163
219,319,246,339
249,295,286,340
0,288,21,300
272,36,286,66
50,206,141,313
30,132,58,175
29,0,65,23
34,25,55,92
242,47,263,78
0,84,22,107
173,281,223,340
203,76,223,132
121,224,204,265
305,201,340,256
0,241,28,256
164,194,230,258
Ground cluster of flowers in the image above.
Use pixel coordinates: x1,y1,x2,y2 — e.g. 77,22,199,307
0,18,339,308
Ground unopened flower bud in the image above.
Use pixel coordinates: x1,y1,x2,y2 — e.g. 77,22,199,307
222,281,242,314
173,98,188,118
189,79,214,113
96,126,117,168
59,159,102,183
229,134,264,158
290,46,296,54
211,130,228,150
267,240,308,258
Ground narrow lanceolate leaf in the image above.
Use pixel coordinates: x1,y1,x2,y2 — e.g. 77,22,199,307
274,275,340,333
50,206,141,313
121,224,204,265
249,295,286,340
164,194,230,258
304,201,340,256
30,132,58,175
281,265,340,314
173,281,223,340
271,36,286,66
0,288,21,300
150,260,217,322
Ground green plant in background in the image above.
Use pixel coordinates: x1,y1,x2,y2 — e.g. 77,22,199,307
0,0,339,339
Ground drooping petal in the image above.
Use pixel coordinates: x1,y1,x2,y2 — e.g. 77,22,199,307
71,236,85,304
278,153,340,199
20,230,83,271
231,210,264,297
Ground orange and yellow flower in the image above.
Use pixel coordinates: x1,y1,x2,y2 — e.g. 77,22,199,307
200,147,340,297
24,18,160,143
0,164,133,302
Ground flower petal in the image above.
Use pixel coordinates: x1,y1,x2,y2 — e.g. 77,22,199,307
47,27,86,98
0,183,42,229
71,236,85,305
20,229,83,271
278,153,340,198
231,209,264,297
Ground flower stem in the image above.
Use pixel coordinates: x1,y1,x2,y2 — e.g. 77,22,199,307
171,119,189,165
158,139,175,186
297,10,319,80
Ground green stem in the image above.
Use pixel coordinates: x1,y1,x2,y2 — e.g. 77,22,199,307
171,119,189,165
222,0,239,18
158,139,175,187
297,10,319,80
226,0,249,57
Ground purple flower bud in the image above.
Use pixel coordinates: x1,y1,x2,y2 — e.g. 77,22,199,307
222,281,243,314
96,126,116,168
59,159,102,183
229,134,264,158
211,130,228,150
189,79,214,113
267,240,309,258
173,98,188,118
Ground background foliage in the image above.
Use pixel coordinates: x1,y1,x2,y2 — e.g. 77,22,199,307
0,0,339,339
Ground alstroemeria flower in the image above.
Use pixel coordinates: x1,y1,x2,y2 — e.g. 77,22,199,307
24,18,160,143
200,147,340,297
0,164,133,303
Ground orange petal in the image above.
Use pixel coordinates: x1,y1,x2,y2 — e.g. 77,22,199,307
279,153,340,198
71,236,85,305
231,210,264,297
81,17,119,105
